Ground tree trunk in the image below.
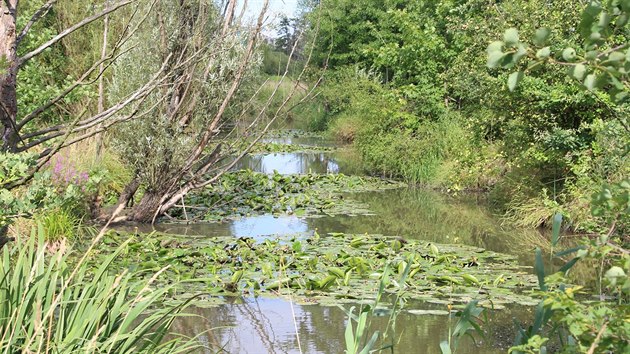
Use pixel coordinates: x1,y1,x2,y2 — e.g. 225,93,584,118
130,190,165,223
0,1,19,152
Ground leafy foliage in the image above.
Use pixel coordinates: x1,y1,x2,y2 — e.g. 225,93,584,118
302,0,629,230
509,201,629,353
488,1,630,103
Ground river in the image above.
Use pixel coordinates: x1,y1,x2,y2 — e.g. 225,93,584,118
134,134,547,354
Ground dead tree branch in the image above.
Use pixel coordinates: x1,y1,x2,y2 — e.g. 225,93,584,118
18,0,135,67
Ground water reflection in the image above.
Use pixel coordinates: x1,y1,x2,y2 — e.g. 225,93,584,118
304,189,546,262
231,215,309,240
128,215,310,240
170,297,517,354
234,153,340,175
261,136,338,148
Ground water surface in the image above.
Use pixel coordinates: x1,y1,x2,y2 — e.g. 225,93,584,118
136,145,545,353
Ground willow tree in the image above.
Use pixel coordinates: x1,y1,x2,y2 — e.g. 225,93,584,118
0,0,310,224
0,0,142,154
108,0,313,222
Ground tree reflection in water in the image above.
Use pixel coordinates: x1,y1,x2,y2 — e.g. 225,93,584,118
234,152,340,175
168,297,521,353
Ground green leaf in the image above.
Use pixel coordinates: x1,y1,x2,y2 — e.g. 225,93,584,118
503,28,519,46
534,248,546,291
551,213,562,247
513,44,528,62
487,51,505,68
554,246,587,258
562,48,577,61
487,41,503,54
533,28,551,46
579,4,603,38
585,50,598,61
584,73,597,90
536,47,551,59
440,341,452,354
598,11,611,28
508,71,524,91
559,257,580,273
360,331,380,354
570,64,587,80
590,31,602,42
608,51,626,62
605,266,626,286
616,13,629,27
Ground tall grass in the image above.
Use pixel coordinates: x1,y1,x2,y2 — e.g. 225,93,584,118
0,225,200,353
35,208,81,243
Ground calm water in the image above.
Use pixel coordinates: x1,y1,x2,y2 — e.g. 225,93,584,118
233,151,341,175
134,137,545,353
168,298,533,354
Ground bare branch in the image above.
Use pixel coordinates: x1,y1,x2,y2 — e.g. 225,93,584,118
181,0,269,174
16,0,57,46
18,0,135,67
153,4,321,219
221,0,236,36
17,46,134,131
17,53,173,151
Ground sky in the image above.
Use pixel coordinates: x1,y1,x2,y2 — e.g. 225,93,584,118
238,0,300,35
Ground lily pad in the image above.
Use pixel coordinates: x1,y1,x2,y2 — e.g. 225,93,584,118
92,231,541,309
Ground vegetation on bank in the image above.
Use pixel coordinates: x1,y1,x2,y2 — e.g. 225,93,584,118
0,226,200,353
0,0,627,353
295,0,629,232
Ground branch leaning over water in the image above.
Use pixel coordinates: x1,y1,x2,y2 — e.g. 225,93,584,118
152,2,327,223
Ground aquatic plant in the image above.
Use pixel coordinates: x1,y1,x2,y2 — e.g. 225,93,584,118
510,206,629,353
440,301,485,354
95,230,540,309
343,261,408,354
179,170,404,222
249,141,336,154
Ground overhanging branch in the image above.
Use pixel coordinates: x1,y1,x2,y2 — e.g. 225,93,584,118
16,0,57,46
18,0,135,67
